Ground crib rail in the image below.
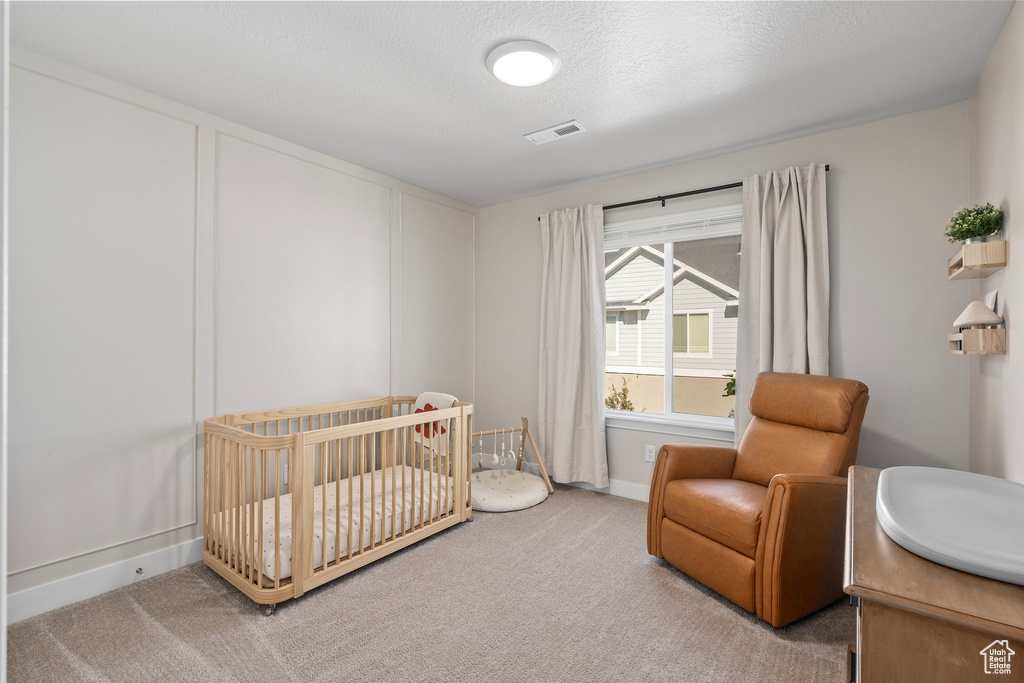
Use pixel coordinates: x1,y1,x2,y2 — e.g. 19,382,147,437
203,397,473,605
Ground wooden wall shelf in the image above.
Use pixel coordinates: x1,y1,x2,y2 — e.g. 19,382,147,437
948,328,1006,355
947,241,1006,280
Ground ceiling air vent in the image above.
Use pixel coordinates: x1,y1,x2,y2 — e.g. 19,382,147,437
524,119,586,145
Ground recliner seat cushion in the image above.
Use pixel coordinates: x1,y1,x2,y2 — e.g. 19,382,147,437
662,479,768,558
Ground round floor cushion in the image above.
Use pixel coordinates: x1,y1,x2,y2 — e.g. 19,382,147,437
472,469,549,512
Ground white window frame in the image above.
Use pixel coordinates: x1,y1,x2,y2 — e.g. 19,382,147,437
605,313,620,356
672,309,714,359
603,204,741,437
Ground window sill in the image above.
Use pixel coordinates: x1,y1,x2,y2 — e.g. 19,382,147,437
605,410,734,443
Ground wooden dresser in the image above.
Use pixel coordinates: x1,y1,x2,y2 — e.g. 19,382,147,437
844,466,1024,682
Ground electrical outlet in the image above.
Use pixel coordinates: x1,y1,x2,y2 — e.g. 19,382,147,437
645,445,657,463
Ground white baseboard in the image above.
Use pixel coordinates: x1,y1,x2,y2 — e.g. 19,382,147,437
567,478,650,503
7,537,204,624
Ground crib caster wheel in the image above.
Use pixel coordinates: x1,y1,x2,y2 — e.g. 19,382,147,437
264,603,276,617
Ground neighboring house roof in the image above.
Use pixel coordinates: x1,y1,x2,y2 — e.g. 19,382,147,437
604,236,740,290
634,264,738,304
605,247,631,269
676,235,741,291
605,243,740,305
604,245,680,278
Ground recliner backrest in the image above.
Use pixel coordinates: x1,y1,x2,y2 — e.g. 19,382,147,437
733,372,869,486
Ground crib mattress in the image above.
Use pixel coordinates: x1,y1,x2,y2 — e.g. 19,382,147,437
214,465,455,582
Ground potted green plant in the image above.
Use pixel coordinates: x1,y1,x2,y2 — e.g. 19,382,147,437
945,203,1004,244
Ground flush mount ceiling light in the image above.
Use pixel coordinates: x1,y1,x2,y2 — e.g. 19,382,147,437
486,40,560,87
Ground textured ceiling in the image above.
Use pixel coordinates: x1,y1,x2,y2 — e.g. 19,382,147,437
11,1,1014,207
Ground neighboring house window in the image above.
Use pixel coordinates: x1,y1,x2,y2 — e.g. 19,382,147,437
673,311,712,356
606,314,619,355
602,205,741,424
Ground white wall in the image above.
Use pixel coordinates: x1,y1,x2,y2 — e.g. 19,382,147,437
477,103,971,489
6,49,477,614
1,1,10,672
10,65,198,573
397,194,475,400
968,1,1024,484
214,134,392,413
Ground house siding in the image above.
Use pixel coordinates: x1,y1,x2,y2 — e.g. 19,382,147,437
606,251,736,379
605,250,662,300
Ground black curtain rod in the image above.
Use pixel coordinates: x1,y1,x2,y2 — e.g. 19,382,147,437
536,164,829,221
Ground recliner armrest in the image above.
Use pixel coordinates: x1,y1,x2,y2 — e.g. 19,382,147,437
647,445,737,558
754,473,849,627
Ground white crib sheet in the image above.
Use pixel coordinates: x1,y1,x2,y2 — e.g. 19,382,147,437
214,466,455,582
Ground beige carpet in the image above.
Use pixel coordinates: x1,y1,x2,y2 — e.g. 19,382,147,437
8,486,854,682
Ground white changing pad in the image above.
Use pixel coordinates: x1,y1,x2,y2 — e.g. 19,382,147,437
876,466,1024,586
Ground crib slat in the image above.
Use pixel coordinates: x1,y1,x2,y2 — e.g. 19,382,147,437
419,426,425,529
274,450,280,590
321,443,327,572
247,446,254,581
226,440,233,568
216,437,222,562
391,428,396,541
203,434,210,553
220,437,226,562
258,448,264,589
347,437,353,562
429,426,436,525
228,441,235,572
238,443,244,576
291,435,312,598
440,421,446,517
244,446,251,582
335,438,341,566
358,433,365,556
372,432,380,548
236,442,243,575
248,447,255,583
240,446,246,581
210,436,216,557
445,419,450,517
438,422,444,519
230,442,236,572
213,437,220,559
362,431,369,552
401,426,407,537
379,431,386,544
443,419,449,518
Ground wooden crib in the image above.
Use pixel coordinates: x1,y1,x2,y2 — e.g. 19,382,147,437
203,396,473,610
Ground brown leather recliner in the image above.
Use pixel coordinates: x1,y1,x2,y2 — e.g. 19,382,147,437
647,371,869,627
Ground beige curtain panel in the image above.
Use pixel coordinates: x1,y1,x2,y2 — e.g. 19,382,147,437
735,163,830,443
537,205,610,489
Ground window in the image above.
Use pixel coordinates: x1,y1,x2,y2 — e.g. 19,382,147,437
673,312,711,356
606,314,619,355
602,205,740,425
